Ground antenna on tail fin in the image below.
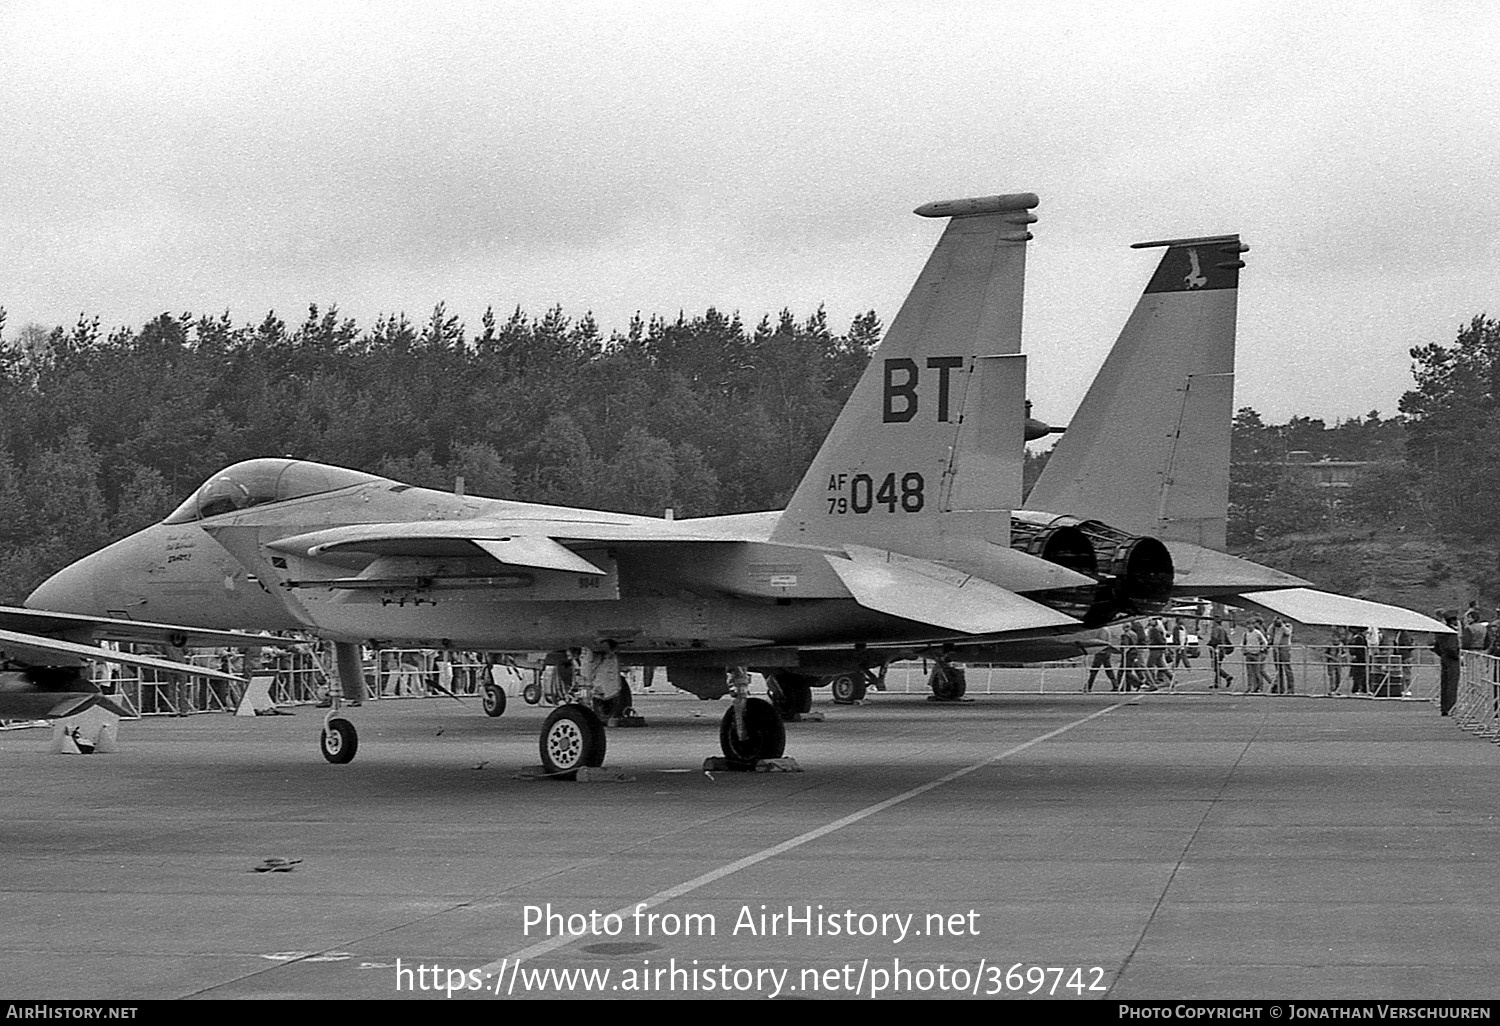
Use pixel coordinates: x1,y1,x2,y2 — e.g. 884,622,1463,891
1026,235,1248,550
772,193,1039,550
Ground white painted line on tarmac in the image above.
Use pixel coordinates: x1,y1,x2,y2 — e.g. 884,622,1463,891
478,700,1128,972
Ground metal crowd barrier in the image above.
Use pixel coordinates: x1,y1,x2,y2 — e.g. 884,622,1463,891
82,644,533,717
884,645,1440,699
1455,651,1500,740
48,642,1450,719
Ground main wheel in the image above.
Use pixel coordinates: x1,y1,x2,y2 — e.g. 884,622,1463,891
539,704,607,779
321,718,358,764
719,697,787,764
522,681,542,705
767,674,813,720
930,663,968,701
829,674,867,704
482,684,507,718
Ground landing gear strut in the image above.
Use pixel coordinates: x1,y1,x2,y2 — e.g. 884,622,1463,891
766,672,814,721
319,641,367,763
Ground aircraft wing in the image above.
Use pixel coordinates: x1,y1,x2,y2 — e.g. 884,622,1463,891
0,628,244,682
824,550,1081,635
1228,589,1453,633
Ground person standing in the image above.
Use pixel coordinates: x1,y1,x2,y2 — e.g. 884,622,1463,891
1121,621,1153,691
1085,623,1123,692
1171,618,1194,672
1208,618,1235,689
1348,627,1369,694
1146,617,1171,688
1242,618,1270,693
1270,617,1296,695
1323,627,1348,695
1433,613,1461,716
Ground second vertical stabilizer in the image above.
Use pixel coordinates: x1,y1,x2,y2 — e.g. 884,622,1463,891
1026,235,1247,550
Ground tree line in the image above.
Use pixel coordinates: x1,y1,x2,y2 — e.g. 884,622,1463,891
0,303,875,602
0,303,1490,602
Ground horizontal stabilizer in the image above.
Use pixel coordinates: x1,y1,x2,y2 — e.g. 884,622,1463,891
1233,589,1453,634
0,628,245,680
1167,542,1312,594
825,551,1080,635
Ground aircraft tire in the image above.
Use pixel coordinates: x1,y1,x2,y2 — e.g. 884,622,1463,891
481,684,507,718
829,674,867,705
540,704,607,779
321,718,358,764
719,697,787,764
522,681,542,705
767,675,813,720
930,664,968,701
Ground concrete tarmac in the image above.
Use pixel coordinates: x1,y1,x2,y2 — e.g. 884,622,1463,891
2,685,1497,1001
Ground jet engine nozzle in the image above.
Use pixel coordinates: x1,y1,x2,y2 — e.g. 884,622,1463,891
1010,511,1174,625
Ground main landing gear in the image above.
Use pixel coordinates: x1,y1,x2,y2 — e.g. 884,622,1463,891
765,672,814,721
539,703,607,778
314,642,798,775
719,667,786,765
928,653,968,701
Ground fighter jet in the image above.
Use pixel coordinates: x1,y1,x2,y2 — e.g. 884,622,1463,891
0,607,276,721
23,192,1441,776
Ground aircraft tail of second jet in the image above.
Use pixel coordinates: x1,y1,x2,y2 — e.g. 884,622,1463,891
1025,235,1248,551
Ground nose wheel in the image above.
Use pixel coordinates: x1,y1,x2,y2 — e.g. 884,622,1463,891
320,717,358,764
481,683,508,717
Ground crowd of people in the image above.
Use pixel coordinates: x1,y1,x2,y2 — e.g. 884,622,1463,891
1084,613,1434,700
1084,616,1199,692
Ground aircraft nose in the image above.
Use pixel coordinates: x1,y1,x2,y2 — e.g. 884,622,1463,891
26,550,105,614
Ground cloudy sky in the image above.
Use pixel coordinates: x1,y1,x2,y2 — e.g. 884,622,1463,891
4,1,1497,425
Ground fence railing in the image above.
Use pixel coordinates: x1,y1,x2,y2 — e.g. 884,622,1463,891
81,644,540,717
881,646,1441,699
4,641,1461,731
1456,651,1500,740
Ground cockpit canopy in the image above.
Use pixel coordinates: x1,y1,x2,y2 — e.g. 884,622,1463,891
163,459,387,524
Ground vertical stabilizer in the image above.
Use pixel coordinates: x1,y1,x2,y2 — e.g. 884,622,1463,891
1026,235,1247,550
772,193,1038,549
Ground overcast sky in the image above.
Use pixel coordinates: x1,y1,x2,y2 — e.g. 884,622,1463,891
4,1,1497,425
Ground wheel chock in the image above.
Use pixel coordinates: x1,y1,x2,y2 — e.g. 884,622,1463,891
236,674,278,717
924,695,975,703
701,756,803,773
606,714,648,728
50,707,119,754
